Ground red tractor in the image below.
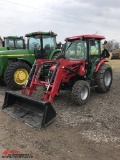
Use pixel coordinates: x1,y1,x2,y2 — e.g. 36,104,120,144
2,34,112,128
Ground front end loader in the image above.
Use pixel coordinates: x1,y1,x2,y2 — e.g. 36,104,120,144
2,34,113,128
3,91,56,128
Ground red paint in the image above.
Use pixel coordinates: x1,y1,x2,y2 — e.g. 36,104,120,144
2,150,8,156
2,150,20,156
95,58,108,72
65,34,105,41
50,65,56,71
78,60,86,76
22,59,86,103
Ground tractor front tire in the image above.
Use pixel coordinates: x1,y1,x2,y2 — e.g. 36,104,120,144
95,63,112,93
4,62,31,90
71,80,90,106
52,52,64,60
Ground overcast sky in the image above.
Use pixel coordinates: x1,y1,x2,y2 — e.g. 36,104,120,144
0,0,120,43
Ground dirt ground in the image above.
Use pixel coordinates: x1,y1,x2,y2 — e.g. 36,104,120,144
0,60,120,160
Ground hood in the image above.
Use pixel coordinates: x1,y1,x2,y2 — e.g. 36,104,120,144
0,49,33,56
0,47,7,51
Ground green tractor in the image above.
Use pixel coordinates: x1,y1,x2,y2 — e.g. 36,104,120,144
0,36,25,51
0,31,62,90
0,37,3,47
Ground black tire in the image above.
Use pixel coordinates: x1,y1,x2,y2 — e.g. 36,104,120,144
71,80,90,106
52,52,64,60
4,62,31,90
0,78,6,86
95,63,112,93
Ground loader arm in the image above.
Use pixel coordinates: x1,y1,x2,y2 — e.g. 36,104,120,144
22,59,86,103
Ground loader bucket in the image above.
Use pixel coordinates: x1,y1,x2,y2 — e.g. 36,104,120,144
2,91,56,128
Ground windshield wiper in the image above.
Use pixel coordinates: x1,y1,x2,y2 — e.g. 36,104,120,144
66,41,74,51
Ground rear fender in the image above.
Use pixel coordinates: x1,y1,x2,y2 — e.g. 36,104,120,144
95,58,108,72
49,49,61,59
17,58,32,67
8,58,32,67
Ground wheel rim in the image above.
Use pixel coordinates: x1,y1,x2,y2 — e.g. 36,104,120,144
81,86,89,100
104,71,112,87
14,69,29,85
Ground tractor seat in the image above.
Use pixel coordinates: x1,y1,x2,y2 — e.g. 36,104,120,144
44,44,53,58
44,44,51,52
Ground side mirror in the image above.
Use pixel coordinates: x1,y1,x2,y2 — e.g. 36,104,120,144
56,42,62,49
104,40,107,45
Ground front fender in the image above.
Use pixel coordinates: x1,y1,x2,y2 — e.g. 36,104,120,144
49,49,61,59
95,58,108,72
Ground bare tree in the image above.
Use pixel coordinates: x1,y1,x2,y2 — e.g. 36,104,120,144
107,40,120,51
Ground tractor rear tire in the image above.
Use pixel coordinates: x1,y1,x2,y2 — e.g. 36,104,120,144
52,52,64,60
4,62,31,90
0,78,6,86
71,80,90,106
95,63,112,93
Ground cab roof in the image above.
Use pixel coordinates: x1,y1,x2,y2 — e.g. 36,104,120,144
4,36,23,39
65,34,105,41
25,31,57,37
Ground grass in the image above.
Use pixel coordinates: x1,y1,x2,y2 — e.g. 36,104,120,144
107,60,120,70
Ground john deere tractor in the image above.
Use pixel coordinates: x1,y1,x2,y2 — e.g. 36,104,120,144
0,36,25,51
0,31,62,90
0,37,3,47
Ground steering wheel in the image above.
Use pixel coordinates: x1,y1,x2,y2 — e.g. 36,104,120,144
32,42,41,49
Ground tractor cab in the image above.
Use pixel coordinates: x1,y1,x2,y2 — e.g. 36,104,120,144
64,35,106,76
26,31,58,59
3,36,25,50
64,35,105,61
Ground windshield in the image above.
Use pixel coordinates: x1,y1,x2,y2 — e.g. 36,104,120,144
15,39,24,49
27,35,56,55
28,35,40,50
5,38,14,49
65,40,87,60
4,38,25,49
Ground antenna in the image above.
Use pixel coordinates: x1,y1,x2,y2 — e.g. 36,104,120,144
95,31,99,35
